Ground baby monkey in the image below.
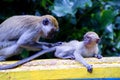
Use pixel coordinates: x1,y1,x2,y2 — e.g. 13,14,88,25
0,32,102,72
55,31,102,73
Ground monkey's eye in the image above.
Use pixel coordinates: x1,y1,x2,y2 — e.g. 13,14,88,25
86,36,90,39
43,18,49,25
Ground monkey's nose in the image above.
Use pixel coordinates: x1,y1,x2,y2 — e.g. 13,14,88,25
96,38,100,43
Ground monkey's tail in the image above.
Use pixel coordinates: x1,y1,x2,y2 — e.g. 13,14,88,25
0,47,56,70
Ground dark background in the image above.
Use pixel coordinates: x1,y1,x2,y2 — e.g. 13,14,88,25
0,0,120,60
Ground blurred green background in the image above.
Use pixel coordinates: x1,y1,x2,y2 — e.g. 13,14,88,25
0,0,120,59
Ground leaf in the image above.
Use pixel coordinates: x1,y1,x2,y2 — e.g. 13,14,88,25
52,0,92,17
41,0,47,8
116,42,120,49
52,0,75,17
105,24,114,40
70,17,77,24
100,10,118,29
20,49,29,59
74,0,92,9
115,17,120,29
106,24,113,33
108,32,114,40
41,0,53,8
115,17,120,24
107,0,120,8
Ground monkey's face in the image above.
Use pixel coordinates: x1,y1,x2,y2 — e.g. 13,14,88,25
40,16,59,39
84,32,100,45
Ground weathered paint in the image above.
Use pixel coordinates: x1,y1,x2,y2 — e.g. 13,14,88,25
0,57,120,80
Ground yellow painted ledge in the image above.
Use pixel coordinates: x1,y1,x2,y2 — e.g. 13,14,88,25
0,57,120,80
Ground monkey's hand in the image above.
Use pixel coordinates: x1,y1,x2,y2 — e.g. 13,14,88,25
86,65,93,73
51,42,63,47
94,54,102,59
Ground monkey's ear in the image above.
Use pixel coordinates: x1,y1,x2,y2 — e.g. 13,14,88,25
42,18,49,25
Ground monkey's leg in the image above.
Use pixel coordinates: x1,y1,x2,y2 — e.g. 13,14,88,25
73,50,93,73
0,44,22,61
0,41,17,61
0,30,37,61
0,42,51,61
55,52,74,59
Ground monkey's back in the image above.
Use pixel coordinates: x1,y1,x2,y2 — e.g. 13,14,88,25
0,15,41,41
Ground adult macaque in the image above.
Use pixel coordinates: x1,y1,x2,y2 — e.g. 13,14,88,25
0,15,60,61
55,31,102,73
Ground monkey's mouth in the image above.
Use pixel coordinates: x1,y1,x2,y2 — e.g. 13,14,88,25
47,31,56,39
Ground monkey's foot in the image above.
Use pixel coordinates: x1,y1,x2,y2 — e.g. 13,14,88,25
86,65,93,73
0,56,6,61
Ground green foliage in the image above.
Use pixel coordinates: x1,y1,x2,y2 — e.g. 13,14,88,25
0,0,120,58
52,0,92,17
51,0,120,56
21,49,29,59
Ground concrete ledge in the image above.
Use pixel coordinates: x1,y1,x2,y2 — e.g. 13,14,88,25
0,57,120,80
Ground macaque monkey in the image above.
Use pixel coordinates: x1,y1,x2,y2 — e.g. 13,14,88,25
0,15,60,61
55,31,102,73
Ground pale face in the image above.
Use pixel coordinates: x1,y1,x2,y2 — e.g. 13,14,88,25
41,18,59,39
84,32,100,45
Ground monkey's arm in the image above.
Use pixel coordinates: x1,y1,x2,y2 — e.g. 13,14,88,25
93,47,102,59
73,49,93,73
93,53,102,59
17,29,62,50
0,47,56,70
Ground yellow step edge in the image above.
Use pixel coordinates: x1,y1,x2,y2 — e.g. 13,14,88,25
0,57,120,80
